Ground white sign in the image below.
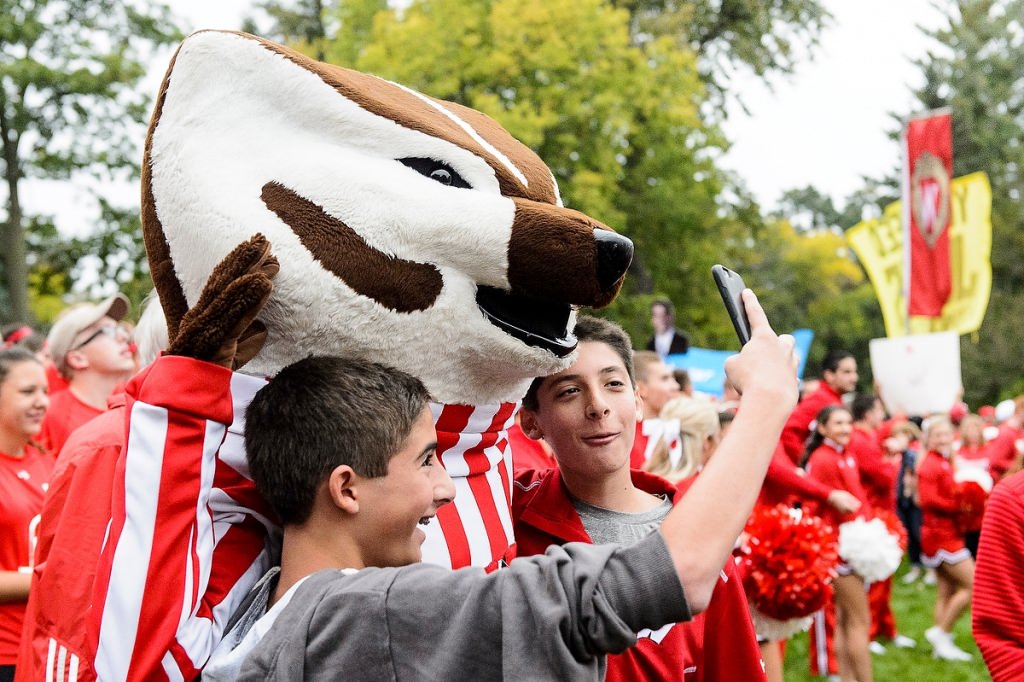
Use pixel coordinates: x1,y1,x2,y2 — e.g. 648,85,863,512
869,332,961,416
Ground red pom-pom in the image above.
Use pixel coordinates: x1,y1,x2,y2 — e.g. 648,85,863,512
955,480,989,533
740,504,839,622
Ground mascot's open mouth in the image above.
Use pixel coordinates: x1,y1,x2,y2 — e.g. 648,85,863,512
476,286,577,357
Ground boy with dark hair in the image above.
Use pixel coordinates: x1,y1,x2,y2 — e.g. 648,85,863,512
514,316,765,681
206,291,798,680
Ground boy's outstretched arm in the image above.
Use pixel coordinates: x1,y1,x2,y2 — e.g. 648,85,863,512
659,289,798,612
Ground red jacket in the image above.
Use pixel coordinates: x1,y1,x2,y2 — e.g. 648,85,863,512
780,384,843,463
513,467,765,682
973,472,1024,681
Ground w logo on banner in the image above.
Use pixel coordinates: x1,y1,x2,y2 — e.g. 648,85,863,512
904,111,953,317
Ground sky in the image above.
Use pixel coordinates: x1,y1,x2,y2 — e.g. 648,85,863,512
22,0,951,235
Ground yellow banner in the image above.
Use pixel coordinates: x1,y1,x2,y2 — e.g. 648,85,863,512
847,172,992,337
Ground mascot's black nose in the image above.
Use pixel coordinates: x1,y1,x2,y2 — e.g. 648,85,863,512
595,230,634,292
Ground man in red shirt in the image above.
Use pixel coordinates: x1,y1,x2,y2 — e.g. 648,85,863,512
780,350,858,463
38,294,134,453
630,351,681,469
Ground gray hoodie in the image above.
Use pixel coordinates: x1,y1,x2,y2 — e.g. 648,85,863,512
236,532,688,681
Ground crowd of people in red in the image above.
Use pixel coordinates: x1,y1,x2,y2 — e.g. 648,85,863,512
1,292,1022,682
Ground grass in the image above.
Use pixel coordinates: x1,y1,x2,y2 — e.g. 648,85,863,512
781,562,991,681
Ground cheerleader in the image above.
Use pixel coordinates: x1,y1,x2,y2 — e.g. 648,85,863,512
0,348,52,681
918,415,974,661
802,405,872,682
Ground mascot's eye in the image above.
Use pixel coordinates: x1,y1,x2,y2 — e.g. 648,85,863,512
399,157,472,189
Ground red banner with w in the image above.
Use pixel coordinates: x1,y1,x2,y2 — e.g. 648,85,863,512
903,111,953,317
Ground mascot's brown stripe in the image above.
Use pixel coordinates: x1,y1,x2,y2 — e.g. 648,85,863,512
253,36,558,206
261,182,443,313
141,41,190,339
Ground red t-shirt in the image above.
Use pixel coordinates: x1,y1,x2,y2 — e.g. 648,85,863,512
0,444,53,663
37,389,104,455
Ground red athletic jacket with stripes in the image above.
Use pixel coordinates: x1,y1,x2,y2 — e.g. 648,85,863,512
18,355,518,681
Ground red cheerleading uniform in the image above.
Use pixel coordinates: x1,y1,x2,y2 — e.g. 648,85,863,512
0,444,52,666
917,450,970,566
803,442,870,531
780,383,843,463
513,467,765,682
973,471,1024,681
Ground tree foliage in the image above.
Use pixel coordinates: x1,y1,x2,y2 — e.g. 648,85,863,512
0,0,179,324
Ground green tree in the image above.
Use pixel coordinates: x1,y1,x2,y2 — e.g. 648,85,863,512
0,0,179,324
614,0,832,113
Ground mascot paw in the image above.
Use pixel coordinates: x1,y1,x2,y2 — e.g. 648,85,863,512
167,234,279,369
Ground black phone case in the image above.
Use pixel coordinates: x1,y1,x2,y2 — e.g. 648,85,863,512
712,264,751,346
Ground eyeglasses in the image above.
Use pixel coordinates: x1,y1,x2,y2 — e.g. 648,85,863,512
71,324,130,351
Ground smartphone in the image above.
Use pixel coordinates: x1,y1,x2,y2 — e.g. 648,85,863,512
711,264,752,346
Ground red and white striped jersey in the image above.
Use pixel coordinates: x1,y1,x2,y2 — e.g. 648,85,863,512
423,402,518,571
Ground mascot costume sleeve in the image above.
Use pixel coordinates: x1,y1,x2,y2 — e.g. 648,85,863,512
17,31,632,681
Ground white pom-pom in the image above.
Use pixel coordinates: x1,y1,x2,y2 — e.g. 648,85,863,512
838,518,902,582
954,466,993,493
749,606,813,642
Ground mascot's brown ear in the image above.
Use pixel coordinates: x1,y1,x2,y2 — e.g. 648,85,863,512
166,234,279,370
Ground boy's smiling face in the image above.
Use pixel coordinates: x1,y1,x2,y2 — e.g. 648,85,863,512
520,340,640,479
358,407,454,567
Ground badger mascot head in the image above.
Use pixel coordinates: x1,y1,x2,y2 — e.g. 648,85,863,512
144,31,632,569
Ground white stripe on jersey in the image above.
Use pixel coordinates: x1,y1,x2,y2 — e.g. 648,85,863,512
68,651,79,682
56,644,66,682
45,638,56,682
161,651,185,682
96,404,172,680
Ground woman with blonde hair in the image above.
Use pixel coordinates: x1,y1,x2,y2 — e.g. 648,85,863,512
644,395,719,486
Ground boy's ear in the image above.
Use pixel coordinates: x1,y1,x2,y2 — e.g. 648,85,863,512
326,465,360,514
64,350,88,373
519,409,544,440
634,392,644,422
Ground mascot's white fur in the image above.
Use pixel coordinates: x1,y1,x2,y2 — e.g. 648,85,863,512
144,31,632,570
